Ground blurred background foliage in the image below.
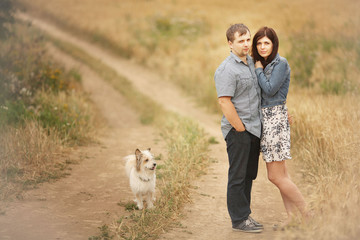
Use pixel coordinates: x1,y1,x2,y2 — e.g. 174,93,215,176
14,0,359,111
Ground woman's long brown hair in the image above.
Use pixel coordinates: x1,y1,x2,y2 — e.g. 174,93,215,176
251,26,279,69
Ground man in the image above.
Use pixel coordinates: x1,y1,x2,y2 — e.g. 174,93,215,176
214,23,263,233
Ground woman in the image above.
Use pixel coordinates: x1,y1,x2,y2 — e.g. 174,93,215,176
252,26,308,228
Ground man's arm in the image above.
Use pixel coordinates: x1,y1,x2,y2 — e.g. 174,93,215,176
218,96,246,132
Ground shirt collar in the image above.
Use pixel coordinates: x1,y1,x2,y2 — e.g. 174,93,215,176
230,52,250,64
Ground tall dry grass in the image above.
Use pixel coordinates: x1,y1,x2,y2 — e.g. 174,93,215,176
285,89,360,239
0,121,63,200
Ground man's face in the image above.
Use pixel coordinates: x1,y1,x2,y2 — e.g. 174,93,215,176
228,31,251,59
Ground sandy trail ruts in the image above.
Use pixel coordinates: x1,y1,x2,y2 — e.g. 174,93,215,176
2,13,286,239
18,12,219,138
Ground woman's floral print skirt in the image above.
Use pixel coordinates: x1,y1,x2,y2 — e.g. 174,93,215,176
260,104,292,162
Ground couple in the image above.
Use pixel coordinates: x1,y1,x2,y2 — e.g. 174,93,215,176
214,23,308,233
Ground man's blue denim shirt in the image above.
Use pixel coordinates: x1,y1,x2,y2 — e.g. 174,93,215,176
214,52,262,139
255,54,290,108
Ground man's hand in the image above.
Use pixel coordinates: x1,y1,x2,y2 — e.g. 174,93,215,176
235,125,246,132
218,97,246,132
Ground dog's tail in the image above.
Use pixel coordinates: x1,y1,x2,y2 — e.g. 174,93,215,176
124,155,136,177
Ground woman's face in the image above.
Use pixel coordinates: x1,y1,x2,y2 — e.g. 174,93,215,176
256,36,273,60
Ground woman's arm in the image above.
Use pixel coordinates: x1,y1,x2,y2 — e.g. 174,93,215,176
218,96,246,132
255,61,288,96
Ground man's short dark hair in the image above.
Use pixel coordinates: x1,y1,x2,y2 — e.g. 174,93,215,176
226,23,250,42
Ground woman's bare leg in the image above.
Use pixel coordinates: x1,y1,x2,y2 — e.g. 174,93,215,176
266,161,307,222
280,163,297,222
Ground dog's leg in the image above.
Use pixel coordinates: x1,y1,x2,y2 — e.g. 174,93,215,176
146,192,154,209
148,190,156,202
135,193,144,210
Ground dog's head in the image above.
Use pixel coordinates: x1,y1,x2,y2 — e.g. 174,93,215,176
135,148,156,172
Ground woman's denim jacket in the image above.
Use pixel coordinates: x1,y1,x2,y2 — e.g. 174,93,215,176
255,54,290,108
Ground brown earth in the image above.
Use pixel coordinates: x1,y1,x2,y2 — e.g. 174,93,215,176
0,13,288,240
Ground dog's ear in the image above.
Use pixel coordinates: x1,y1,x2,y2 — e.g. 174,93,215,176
147,148,151,152
135,149,142,171
136,157,142,171
135,149,141,157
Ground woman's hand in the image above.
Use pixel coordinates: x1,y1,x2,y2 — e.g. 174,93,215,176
288,112,294,125
255,61,263,69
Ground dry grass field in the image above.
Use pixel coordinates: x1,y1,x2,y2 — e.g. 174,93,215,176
17,0,360,102
286,89,360,239
15,0,360,239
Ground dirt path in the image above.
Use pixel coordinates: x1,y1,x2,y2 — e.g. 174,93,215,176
0,13,287,239
0,42,167,239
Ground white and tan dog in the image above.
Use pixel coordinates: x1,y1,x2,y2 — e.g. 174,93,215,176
124,148,156,209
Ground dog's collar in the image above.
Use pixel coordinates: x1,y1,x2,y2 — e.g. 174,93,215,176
139,176,151,182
